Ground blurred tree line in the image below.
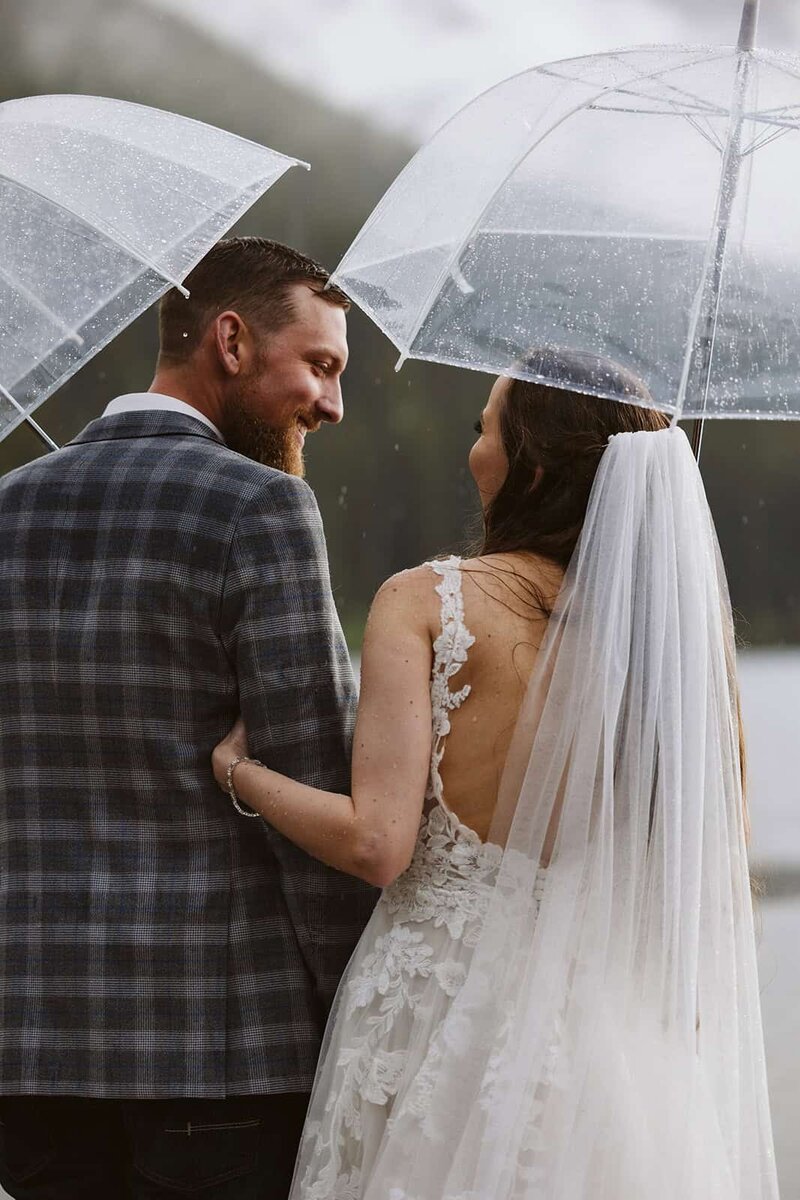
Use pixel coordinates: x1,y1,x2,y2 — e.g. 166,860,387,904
1,0,798,646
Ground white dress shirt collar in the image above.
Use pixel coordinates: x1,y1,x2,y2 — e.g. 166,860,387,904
102,393,223,442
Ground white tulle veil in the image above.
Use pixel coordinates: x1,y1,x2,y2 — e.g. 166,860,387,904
376,426,778,1199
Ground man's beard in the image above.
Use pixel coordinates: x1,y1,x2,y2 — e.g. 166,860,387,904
221,396,305,477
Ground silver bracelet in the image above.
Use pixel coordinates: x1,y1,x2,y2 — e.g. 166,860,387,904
226,755,264,818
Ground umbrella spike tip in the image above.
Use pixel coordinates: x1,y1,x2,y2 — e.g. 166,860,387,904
177,284,191,299
395,352,408,373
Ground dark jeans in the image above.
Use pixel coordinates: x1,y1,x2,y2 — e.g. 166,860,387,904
0,1093,309,1199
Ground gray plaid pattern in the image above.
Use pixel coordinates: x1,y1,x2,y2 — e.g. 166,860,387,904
0,410,375,1098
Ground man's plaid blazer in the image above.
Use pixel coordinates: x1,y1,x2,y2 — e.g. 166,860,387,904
0,409,376,1098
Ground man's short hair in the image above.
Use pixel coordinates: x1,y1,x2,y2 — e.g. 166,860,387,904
158,236,350,363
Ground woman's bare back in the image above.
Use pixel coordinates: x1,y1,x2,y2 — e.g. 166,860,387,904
434,553,563,841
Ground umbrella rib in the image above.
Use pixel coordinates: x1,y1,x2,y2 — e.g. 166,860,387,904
0,171,191,298
0,261,85,347
741,123,794,157
396,49,726,366
745,113,800,132
760,57,800,89
592,94,799,133
683,114,724,153
613,84,724,118
648,74,733,116
538,57,728,118
591,102,722,118
754,102,800,115
0,383,58,449
486,227,707,241
700,114,725,151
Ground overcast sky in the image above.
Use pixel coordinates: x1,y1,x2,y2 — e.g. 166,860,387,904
152,0,800,139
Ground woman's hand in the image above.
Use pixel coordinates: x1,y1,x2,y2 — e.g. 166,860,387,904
212,717,249,791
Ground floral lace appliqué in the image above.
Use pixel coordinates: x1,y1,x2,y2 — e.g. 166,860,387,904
382,804,501,944
427,556,476,806
295,555,536,1200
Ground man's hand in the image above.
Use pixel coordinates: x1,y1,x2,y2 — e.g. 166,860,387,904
212,717,250,791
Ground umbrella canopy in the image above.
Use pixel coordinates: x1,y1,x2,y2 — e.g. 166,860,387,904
332,38,800,421
0,94,307,445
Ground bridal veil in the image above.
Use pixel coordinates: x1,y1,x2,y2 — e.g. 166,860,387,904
368,425,778,1199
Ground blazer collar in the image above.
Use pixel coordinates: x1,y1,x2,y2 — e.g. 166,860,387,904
69,409,226,448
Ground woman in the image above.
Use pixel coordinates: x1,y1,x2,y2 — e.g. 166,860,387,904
213,353,778,1199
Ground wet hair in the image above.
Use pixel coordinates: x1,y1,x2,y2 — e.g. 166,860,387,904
157,236,350,363
480,349,669,569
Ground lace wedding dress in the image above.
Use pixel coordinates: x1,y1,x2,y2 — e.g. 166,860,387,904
292,429,778,1200
290,555,540,1199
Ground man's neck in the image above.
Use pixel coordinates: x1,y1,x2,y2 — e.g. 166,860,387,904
148,372,223,432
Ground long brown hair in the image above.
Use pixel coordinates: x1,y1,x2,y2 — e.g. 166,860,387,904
473,350,749,832
480,350,668,568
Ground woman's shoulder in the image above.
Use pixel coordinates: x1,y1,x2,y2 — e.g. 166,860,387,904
369,560,464,636
376,557,462,595
370,564,439,623
374,556,443,604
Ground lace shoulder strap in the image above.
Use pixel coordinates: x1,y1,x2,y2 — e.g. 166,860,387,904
426,556,476,803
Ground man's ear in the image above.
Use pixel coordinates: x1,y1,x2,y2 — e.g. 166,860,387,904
213,310,251,377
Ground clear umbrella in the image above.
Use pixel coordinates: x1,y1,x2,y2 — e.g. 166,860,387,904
332,0,800,442
0,94,307,448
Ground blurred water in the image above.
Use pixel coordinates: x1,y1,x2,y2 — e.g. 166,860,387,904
759,899,800,1198
0,649,795,1198
740,649,800,869
741,649,800,1198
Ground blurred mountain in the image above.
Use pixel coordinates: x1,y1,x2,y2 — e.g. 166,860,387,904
0,0,410,255
150,0,800,144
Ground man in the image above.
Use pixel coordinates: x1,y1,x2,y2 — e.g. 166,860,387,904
0,237,376,1198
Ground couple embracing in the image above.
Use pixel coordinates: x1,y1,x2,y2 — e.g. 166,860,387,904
0,237,778,1199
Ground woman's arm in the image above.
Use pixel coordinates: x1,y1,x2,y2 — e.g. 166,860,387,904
212,568,435,888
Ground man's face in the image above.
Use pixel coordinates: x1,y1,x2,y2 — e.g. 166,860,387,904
222,282,348,474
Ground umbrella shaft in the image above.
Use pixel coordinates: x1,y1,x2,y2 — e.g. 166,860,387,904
683,0,758,459
680,48,753,455
738,0,759,51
